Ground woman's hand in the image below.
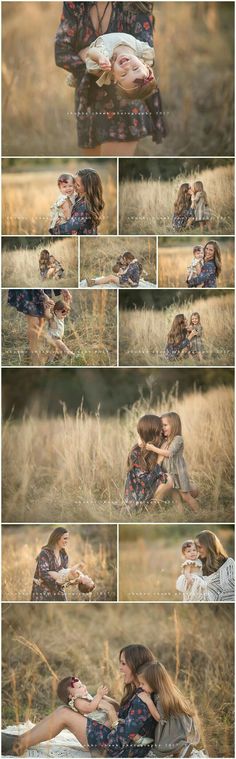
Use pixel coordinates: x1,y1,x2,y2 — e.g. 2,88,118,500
62,289,72,303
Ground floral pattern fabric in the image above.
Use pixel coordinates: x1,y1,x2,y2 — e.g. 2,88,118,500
87,690,156,757
50,198,97,236
31,548,68,601
124,446,167,509
188,261,217,288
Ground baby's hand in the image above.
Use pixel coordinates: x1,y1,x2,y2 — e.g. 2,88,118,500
97,55,112,70
138,691,152,704
96,684,109,698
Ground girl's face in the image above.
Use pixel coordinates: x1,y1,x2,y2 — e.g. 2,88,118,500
69,679,88,699
184,544,198,560
195,540,207,559
57,532,69,550
138,675,152,694
191,315,199,326
113,53,149,90
59,179,74,196
119,653,136,685
75,176,85,196
204,244,214,261
162,418,171,439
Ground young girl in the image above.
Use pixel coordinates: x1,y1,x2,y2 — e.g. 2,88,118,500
137,661,199,757
67,31,157,100
49,173,77,232
88,252,142,288
57,675,112,726
191,181,211,232
145,412,198,512
172,184,194,231
50,169,104,236
165,314,190,362
176,540,206,602
186,245,204,284
39,250,65,281
187,313,204,361
45,300,75,357
124,414,171,510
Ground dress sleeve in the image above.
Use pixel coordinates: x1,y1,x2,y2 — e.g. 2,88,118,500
37,551,61,590
55,2,87,74
176,574,187,593
51,204,91,235
188,263,212,287
168,436,183,458
123,4,155,47
122,695,151,740
219,558,235,597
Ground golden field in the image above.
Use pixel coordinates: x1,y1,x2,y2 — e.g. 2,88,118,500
2,238,79,288
2,603,234,757
2,524,117,603
2,289,117,367
2,385,234,523
2,2,233,157
80,236,157,284
2,161,117,235
119,292,234,367
119,524,234,602
158,237,234,288
119,166,234,235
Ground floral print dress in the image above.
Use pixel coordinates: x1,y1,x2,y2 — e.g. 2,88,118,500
50,197,98,236
7,290,62,316
55,2,166,148
124,445,167,509
31,548,69,601
86,690,156,757
188,261,217,288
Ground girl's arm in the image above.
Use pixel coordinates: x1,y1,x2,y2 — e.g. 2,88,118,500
55,2,90,74
137,692,161,721
146,443,170,458
60,198,73,221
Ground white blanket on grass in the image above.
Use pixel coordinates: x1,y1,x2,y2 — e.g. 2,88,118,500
80,278,156,289
2,721,91,757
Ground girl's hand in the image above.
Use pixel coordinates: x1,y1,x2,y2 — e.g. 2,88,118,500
146,442,158,453
97,55,111,70
138,691,152,704
62,289,72,303
186,575,194,588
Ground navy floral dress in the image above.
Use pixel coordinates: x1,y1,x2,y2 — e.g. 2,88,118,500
7,290,62,316
172,207,194,231
188,260,217,288
50,197,98,236
87,690,156,757
119,261,141,287
124,446,167,510
165,337,190,361
55,2,166,148
31,548,68,601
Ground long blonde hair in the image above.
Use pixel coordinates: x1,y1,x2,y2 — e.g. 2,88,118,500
161,412,182,444
138,661,195,720
195,530,228,576
193,180,208,205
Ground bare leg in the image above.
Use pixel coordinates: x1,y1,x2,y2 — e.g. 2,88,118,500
179,491,198,513
50,338,75,356
13,706,88,755
81,146,101,156
27,316,45,364
172,490,184,515
92,274,119,285
100,141,138,157
155,478,174,504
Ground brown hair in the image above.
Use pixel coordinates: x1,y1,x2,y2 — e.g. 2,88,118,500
195,530,228,576
204,240,222,278
57,676,73,704
161,412,182,444
181,540,196,556
43,527,68,550
58,173,75,187
193,245,204,255
117,72,158,101
174,183,191,215
128,414,162,472
75,169,104,227
167,314,187,346
123,251,143,274
119,644,155,706
138,661,195,719
193,180,208,205
39,249,50,264
53,300,70,315
189,312,201,326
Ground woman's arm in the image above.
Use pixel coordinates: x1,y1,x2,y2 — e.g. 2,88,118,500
55,2,89,74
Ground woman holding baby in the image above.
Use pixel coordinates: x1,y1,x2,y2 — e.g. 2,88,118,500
31,527,95,602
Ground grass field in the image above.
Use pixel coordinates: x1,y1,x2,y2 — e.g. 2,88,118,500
119,166,234,235
2,161,117,235
119,291,234,367
2,603,234,758
2,524,117,603
158,237,234,288
119,524,234,602
2,289,117,367
2,238,79,288
2,2,234,157
2,384,234,524
80,236,157,285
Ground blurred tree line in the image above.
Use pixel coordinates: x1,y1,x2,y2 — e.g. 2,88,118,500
159,236,232,247
120,523,234,549
2,368,233,418
119,158,233,181
2,236,65,250
3,157,113,171
119,289,233,310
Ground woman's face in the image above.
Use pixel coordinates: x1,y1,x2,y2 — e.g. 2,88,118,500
119,653,136,685
195,539,207,559
204,244,214,261
75,176,85,196
56,532,69,550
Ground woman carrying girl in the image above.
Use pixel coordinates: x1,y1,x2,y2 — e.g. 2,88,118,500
55,2,166,157
31,527,94,602
188,240,222,288
88,251,142,288
191,531,235,602
145,412,198,512
50,169,104,236
124,414,171,510
165,314,190,362
49,173,77,234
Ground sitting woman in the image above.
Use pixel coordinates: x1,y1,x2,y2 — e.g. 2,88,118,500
165,314,190,362
39,250,65,280
88,251,142,288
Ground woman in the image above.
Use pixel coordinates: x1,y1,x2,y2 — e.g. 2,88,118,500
50,169,104,236
165,314,190,362
2,644,157,757
192,530,235,602
172,183,194,231
188,240,222,288
55,2,166,157
7,288,72,361
31,527,79,602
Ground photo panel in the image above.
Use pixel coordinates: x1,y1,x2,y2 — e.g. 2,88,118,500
1,236,79,289
79,236,157,288
157,236,234,289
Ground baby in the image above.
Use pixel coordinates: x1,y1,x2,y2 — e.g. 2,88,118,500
50,174,77,232
45,300,75,357
176,540,206,602
57,676,113,725
55,567,95,593
48,254,65,280
67,32,157,99
186,245,204,284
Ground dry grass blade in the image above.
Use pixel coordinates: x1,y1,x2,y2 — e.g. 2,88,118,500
15,636,58,680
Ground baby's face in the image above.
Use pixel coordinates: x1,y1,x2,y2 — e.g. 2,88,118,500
59,179,74,196
69,679,89,699
55,308,67,320
195,250,203,260
112,53,149,91
183,544,198,560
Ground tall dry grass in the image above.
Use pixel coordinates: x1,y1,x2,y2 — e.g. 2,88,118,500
2,2,234,156
80,236,157,284
2,385,234,524
2,603,234,758
119,524,234,602
158,237,234,288
2,289,117,367
2,238,79,288
119,166,234,235
119,292,234,366
2,524,117,602
2,162,117,235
